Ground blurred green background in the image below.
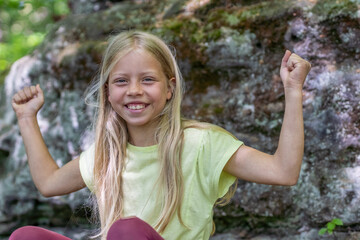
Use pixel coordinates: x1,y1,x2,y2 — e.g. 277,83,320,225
0,0,69,84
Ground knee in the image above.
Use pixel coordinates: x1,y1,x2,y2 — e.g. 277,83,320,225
9,226,37,240
108,217,143,234
107,217,153,239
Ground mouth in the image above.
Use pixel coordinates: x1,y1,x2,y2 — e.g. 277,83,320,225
125,103,147,110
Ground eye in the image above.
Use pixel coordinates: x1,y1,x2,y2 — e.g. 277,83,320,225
142,77,155,83
114,78,127,84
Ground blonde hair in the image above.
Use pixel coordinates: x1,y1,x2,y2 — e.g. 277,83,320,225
85,31,236,238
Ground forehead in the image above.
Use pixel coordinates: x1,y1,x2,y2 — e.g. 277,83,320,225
110,49,165,76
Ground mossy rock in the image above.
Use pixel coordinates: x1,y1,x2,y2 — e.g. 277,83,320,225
312,0,359,22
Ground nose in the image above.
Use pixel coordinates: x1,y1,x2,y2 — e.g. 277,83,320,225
126,81,143,96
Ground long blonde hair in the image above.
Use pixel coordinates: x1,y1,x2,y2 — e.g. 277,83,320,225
85,31,236,238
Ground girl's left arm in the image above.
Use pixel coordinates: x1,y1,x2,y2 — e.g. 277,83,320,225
224,50,311,186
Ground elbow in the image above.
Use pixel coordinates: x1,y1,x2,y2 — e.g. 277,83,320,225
280,174,300,186
273,155,302,186
284,178,298,186
37,184,56,198
38,188,52,198
40,191,55,198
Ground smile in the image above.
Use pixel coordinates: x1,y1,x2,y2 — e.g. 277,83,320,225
126,104,146,110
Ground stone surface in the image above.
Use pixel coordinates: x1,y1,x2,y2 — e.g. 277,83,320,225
0,0,359,239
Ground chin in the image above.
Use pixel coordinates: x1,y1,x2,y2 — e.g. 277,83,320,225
125,120,155,128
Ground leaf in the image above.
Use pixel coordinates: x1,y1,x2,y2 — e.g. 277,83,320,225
327,222,336,231
332,218,343,226
318,228,327,235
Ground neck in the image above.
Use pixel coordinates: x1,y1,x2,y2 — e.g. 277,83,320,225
127,123,158,147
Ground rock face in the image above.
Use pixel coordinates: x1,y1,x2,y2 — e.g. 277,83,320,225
0,0,359,239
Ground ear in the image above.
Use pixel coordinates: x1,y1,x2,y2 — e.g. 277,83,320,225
167,77,176,100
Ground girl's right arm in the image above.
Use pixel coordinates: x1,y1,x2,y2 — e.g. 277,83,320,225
12,85,86,197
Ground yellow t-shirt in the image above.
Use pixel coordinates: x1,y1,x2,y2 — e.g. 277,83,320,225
79,127,243,239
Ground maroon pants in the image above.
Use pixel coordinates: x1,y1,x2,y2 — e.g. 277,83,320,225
9,217,164,240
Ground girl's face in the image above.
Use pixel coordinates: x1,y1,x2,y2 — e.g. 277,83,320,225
107,49,172,131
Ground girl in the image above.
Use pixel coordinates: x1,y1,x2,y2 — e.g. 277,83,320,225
10,31,311,240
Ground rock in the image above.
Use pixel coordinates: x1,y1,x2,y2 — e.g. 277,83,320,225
0,0,359,239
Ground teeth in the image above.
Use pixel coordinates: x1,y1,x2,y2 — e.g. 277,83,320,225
127,104,145,110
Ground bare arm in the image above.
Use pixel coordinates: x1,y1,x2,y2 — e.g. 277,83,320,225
13,85,86,197
224,51,311,186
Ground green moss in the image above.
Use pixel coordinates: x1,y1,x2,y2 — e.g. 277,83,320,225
162,18,204,42
164,19,184,33
207,0,295,29
214,106,224,114
241,1,295,22
204,23,222,41
312,0,358,22
207,29,222,41
191,29,205,43
203,103,210,109
223,12,241,26
207,8,226,25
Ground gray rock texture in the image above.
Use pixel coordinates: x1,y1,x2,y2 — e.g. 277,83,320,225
0,0,359,239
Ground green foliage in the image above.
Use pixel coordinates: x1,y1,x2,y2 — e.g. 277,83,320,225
0,0,70,83
318,218,343,236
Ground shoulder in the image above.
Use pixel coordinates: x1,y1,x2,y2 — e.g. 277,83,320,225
79,143,95,172
79,143,96,192
183,121,236,140
182,122,239,154
80,143,95,159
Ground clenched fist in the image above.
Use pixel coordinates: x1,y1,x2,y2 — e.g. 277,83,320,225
280,50,311,90
12,84,44,120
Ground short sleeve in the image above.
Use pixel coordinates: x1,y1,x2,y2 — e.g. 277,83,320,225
198,129,243,200
79,143,95,192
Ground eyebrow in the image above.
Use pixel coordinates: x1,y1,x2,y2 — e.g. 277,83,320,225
110,71,159,78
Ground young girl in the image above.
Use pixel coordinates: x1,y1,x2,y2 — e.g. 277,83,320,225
10,31,311,240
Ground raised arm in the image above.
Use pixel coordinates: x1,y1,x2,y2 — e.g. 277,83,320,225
224,50,311,186
12,85,86,197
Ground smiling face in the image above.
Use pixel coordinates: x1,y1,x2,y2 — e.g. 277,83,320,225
107,49,172,134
